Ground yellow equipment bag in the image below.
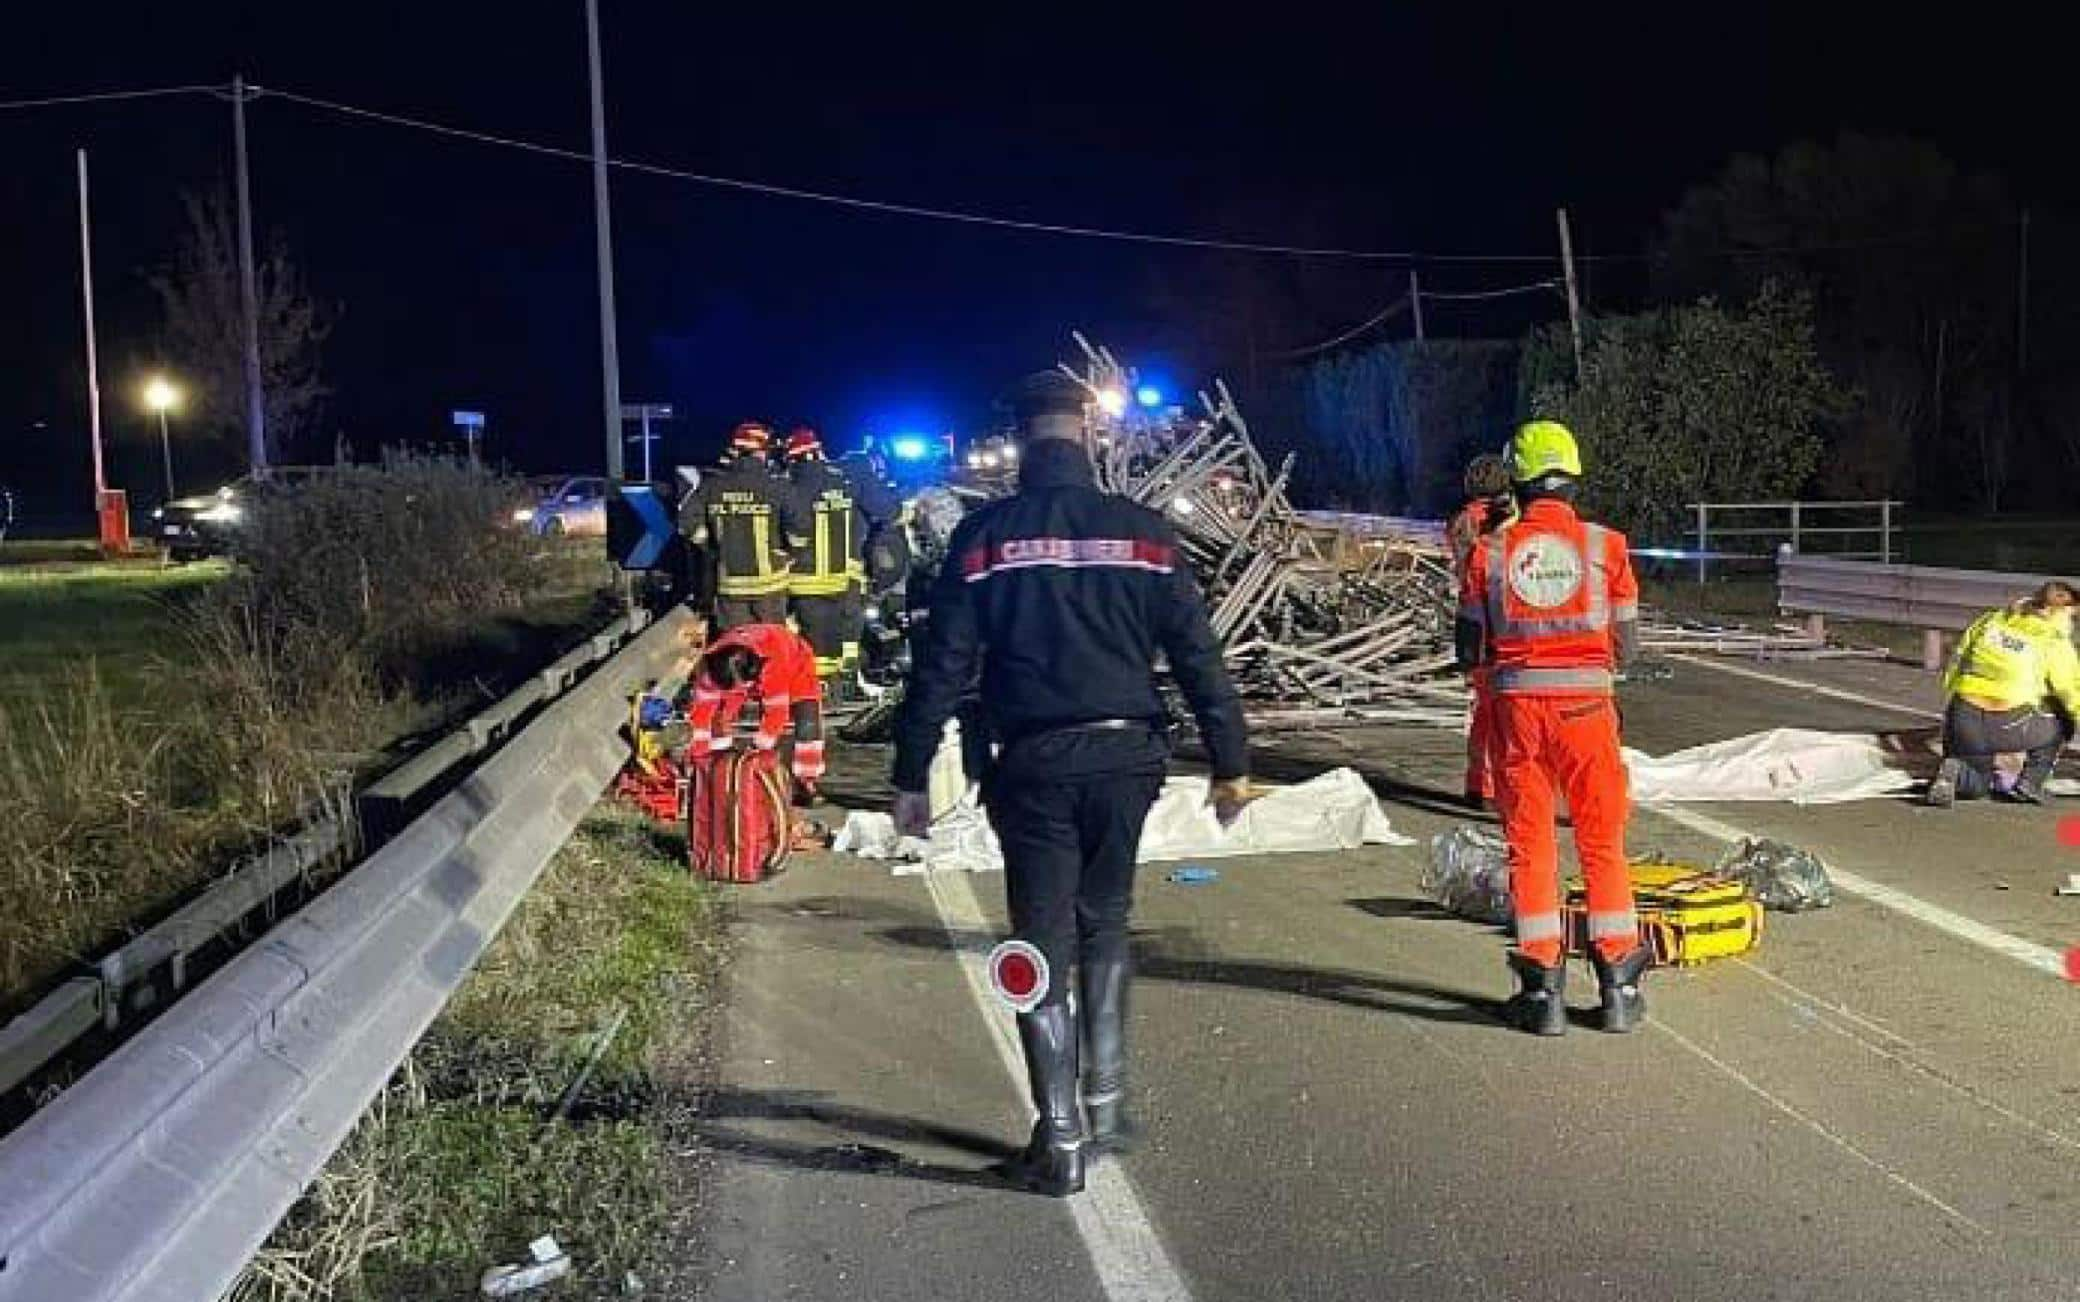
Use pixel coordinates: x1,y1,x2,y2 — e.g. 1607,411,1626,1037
1565,860,1762,967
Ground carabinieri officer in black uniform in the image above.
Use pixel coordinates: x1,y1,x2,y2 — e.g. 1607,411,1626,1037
892,370,1252,1196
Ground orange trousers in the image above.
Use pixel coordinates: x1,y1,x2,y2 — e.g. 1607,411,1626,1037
1465,668,1495,799
1491,693,1637,966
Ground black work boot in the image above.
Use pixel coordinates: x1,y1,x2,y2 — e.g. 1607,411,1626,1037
998,1002,1086,1196
1926,757,1964,808
1502,953,1568,1037
1080,954,1136,1154
2006,753,2057,805
1592,946,1652,1034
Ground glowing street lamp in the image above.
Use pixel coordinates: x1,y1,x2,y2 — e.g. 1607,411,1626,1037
142,375,182,499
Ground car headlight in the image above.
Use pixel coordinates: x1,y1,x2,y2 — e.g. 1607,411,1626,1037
197,503,244,524
512,507,536,522
151,507,165,520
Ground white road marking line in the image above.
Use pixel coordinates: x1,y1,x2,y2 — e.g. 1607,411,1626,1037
1730,958,1912,1048
1666,653,1942,720
1646,802,2068,980
1651,1019,1990,1236
1738,966,2080,1155
922,869,1195,1302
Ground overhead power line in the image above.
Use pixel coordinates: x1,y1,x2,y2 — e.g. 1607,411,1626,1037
2,81,2024,269
1271,297,1413,359
1419,279,1562,301
252,85,1562,264
0,84,226,112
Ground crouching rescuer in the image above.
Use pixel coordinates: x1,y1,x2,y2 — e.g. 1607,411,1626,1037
891,370,1251,1196
687,622,826,792
1927,581,2080,807
1457,421,1649,1036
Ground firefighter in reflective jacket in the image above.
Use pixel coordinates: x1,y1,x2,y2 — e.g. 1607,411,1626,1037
1457,421,1648,1036
784,426,899,689
1927,581,2080,806
687,622,826,789
679,422,812,630
1448,453,1517,807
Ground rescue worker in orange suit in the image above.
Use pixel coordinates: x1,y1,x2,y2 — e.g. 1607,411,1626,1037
1448,453,1517,808
679,422,812,631
686,622,826,793
1457,421,1649,1036
783,425,899,697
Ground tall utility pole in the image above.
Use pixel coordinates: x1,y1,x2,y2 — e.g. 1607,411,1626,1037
232,75,268,474
76,150,106,503
1556,207,1585,377
586,0,625,484
1408,268,1426,343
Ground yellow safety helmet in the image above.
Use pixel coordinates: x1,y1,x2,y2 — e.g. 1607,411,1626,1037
1508,420,1583,482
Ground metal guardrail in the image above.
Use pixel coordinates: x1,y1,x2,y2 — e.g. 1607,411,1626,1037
0,607,686,1302
0,612,650,1103
1687,499,1902,584
1778,554,2077,669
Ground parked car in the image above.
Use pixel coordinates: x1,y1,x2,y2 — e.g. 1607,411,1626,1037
152,483,250,561
150,468,332,562
521,475,610,537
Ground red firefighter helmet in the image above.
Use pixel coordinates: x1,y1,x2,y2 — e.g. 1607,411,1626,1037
784,426,824,461
729,421,773,456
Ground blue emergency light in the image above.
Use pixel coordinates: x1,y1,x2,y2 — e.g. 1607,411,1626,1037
1136,385,1164,409
889,435,932,461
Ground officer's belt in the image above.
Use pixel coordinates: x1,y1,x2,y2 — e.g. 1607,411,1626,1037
1002,717,1158,748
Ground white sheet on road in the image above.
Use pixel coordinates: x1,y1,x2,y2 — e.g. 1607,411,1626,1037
1624,728,1915,805
832,766,1412,875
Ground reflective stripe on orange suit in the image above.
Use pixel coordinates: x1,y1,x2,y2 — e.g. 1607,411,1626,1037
687,623,824,779
1462,498,1641,965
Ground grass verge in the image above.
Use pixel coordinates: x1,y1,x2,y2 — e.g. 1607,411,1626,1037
0,460,615,1016
233,807,724,1302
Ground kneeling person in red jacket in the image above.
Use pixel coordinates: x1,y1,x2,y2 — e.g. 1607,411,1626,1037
689,622,825,791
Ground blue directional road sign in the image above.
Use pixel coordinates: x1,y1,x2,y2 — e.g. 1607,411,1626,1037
607,483,675,571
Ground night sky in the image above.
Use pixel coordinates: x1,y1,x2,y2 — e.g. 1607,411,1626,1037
2,5,2068,518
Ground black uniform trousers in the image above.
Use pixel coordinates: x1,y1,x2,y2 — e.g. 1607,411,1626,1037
791,585,863,674
982,728,1166,1007
1942,697,2073,798
715,592,789,631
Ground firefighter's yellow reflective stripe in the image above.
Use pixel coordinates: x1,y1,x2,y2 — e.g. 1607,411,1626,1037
790,574,851,596
718,573,791,596
752,515,773,577
814,511,831,579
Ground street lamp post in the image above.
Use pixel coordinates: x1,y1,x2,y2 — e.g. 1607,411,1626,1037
143,376,181,500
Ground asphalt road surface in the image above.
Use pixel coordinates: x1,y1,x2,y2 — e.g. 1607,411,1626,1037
692,653,2080,1301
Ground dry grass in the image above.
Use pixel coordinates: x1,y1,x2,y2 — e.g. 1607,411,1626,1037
234,810,723,1301
0,458,609,1016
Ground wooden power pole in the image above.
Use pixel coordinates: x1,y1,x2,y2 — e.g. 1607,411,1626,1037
1557,207,1584,377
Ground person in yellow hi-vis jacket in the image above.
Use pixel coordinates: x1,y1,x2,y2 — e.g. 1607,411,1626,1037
1928,581,2080,806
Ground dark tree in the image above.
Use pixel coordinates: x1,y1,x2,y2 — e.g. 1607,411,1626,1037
150,191,335,468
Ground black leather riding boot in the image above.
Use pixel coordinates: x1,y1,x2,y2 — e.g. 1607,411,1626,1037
1080,954,1134,1152
1000,1002,1086,1196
